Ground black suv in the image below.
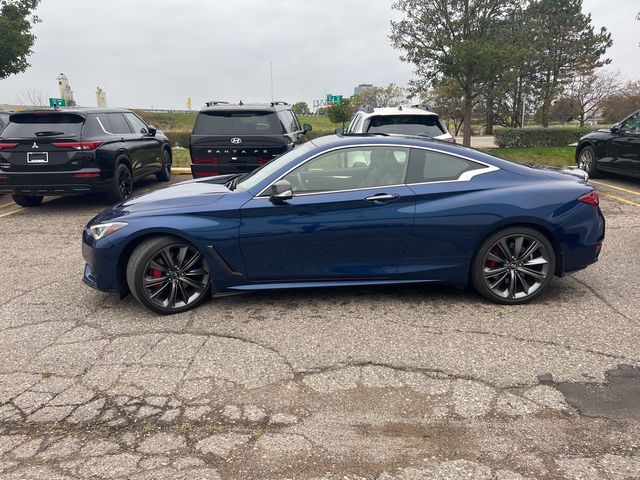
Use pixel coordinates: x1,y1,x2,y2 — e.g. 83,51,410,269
0,108,172,206
189,101,311,177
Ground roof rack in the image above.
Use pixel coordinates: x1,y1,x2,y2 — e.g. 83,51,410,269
204,100,229,107
270,101,289,106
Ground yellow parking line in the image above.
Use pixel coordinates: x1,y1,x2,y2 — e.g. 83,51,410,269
601,192,640,208
0,201,15,209
591,180,640,197
0,208,22,219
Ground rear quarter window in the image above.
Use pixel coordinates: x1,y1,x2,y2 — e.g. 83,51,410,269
2,113,84,137
193,111,282,135
407,149,486,183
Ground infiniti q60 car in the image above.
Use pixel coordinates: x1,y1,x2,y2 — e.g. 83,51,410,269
82,134,605,314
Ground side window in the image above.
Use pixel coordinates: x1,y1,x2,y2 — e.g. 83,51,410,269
278,110,298,134
124,112,149,135
621,113,640,133
407,149,486,183
282,146,409,193
106,113,133,134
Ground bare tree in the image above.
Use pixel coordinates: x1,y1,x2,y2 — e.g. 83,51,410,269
17,88,48,107
357,84,408,108
566,69,620,126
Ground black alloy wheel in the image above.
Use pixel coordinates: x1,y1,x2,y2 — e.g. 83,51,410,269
127,236,211,314
156,149,172,182
107,163,134,203
577,145,598,178
472,227,556,304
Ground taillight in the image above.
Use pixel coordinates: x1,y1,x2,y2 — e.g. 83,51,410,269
256,156,272,165
52,141,103,151
0,143,18,150
191,155,220,165
578,191,599,206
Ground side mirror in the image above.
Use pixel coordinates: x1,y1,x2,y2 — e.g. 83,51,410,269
335,127,344,135
303,123,312,134
148,125,157,136
269,179,293,204
610,123,621,134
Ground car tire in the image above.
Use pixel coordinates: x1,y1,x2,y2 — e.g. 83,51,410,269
126,236,211,315
106,163,133,204
577,145,599,178
11,194,44,207
471,227,556,305
156,148,172,182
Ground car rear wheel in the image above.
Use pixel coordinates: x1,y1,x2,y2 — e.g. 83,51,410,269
126,236,211,314
472,227,556,305
156,149,172,182
12,194,44,207
577,145,598,178
107,163,133,204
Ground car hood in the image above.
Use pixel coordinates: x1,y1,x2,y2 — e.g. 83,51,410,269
116,178,231,213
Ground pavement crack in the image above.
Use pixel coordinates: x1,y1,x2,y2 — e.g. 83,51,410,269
571,276,636,325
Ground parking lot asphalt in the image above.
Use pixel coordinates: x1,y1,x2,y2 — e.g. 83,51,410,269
0,174,639,480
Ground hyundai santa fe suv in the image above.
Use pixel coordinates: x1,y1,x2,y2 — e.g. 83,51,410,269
344,105,454,142
189,101,312,178
0,108,172,206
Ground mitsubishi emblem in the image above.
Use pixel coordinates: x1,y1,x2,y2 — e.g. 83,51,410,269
32,142,39,149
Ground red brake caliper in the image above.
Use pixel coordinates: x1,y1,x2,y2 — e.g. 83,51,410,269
486,247,502,269
148,268,163,289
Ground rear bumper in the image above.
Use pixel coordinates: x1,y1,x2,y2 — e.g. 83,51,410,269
558,206,605,275
0,169,110,196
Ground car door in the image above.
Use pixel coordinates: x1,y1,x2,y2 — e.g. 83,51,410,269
609,112,640,175
123,112,161,178
238,145,416,281
400,148,499,279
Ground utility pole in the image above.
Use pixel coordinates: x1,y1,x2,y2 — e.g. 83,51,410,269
270,62,274,103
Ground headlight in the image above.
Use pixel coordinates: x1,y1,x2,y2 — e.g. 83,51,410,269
89,222,128,240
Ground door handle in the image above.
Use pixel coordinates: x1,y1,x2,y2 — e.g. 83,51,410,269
365,193,399,202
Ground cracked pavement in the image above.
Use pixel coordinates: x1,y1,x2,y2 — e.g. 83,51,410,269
0,175,639,479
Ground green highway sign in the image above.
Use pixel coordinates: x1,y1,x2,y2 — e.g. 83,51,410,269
49,97,67,108
325,94,343,105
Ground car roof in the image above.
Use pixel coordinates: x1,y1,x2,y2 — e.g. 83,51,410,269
357,107,439,118
9,108,132,117
200,102,291,113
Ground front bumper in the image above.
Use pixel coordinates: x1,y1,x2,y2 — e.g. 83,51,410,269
82,229,120,293
0,169,110,195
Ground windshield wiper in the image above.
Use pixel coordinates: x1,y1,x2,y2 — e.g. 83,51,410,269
34,131,66,136
225,173,248,191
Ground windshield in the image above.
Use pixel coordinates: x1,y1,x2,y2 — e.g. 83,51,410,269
193,111,282,135
367,115,445,137
236,143,314,191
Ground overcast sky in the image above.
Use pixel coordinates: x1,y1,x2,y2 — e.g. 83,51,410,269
0,0,638,111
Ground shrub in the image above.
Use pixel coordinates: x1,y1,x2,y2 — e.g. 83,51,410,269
494,127,599,148
163,130,191,148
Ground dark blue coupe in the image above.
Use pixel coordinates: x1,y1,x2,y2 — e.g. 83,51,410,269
82,135,605,314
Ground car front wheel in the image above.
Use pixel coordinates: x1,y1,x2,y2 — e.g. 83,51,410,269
577,145,598,178
472,227,556,305
126,236,211,314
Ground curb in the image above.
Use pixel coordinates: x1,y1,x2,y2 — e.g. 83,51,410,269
171,167,192,175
